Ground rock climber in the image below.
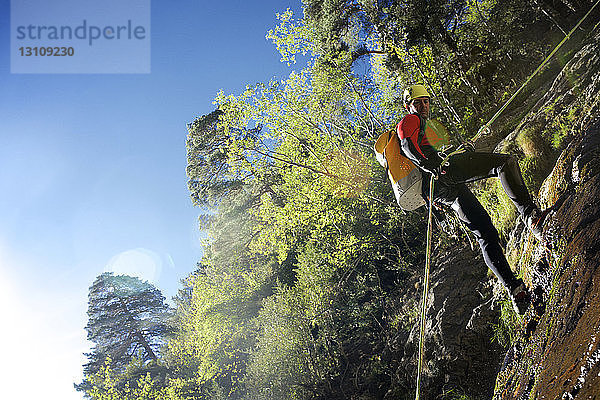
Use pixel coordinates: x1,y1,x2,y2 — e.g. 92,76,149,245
397,84,549,315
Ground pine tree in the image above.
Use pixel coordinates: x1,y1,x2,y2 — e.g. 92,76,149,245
75,272,172,395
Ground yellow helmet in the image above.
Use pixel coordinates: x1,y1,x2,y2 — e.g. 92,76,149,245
403,84,430,104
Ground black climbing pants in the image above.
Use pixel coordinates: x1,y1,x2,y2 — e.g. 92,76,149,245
432,152,536,291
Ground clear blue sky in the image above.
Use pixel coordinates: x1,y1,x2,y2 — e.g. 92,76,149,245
0,1,302,398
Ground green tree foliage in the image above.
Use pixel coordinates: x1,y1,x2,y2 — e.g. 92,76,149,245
77,1,594,398
165,185,279,399
76,273,173,397
179,9,434,399
302,0,592,135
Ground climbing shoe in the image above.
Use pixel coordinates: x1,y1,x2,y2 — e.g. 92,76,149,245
525,208,551,241
511,281,531,315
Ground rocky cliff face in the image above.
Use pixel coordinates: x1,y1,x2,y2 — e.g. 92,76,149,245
494,116,600,400
401,245,505,399
493,23,600,399
395,20,600,400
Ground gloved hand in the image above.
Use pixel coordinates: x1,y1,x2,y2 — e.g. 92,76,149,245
461,140,476,152
432,164,446,179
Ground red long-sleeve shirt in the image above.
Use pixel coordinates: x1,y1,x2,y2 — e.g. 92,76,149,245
397,114,447,174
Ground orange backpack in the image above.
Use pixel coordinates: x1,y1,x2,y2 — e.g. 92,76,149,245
374,129,425,210
374,118,449,211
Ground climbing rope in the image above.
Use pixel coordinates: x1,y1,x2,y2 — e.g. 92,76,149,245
415,174,436,399
472,0,600,143
414,2,600,398
414,147,465,400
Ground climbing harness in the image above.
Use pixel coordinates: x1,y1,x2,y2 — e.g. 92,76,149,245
414,2,600,398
